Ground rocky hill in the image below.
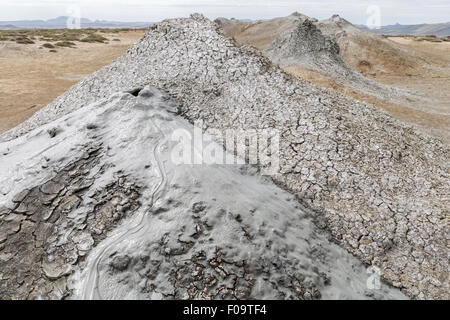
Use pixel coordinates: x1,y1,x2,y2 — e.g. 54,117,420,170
263,19,342,72
317,15,431,77
215,14,450,142
215,12,311,50
1,14,448,299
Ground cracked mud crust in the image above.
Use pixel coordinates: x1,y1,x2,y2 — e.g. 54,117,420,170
1,14,448,299
0,147,141,299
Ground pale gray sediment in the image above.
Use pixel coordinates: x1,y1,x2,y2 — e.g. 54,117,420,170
0,88,406,299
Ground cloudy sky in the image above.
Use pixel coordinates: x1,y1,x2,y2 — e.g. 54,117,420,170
0,0,449,25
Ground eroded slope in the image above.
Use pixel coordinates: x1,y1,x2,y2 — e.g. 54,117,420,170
217,14,450,142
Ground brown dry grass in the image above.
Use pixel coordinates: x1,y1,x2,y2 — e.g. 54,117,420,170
0,29,145,134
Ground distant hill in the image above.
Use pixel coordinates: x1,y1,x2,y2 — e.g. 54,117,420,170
0,16,153,30
358,22,450,37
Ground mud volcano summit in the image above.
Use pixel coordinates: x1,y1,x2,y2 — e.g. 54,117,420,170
0,14,448,300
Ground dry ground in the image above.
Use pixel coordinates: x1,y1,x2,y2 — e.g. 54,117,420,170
0,29,145,134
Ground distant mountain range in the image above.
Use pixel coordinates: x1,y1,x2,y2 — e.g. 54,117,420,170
0,16,153,29
358,22,450,37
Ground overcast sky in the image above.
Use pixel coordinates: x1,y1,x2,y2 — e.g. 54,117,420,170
0,0,449,25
